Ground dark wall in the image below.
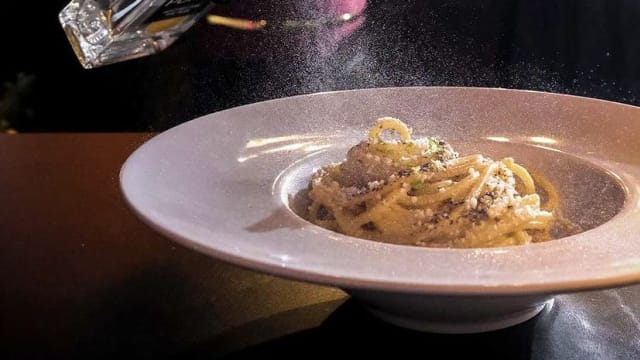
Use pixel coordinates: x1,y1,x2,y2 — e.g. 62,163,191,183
1,0,639,132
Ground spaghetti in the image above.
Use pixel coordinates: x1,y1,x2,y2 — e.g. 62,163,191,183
306,117,557,248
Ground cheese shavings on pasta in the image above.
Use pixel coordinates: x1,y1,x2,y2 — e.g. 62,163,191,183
306,117,556,248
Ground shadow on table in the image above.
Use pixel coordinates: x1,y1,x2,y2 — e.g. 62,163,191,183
60,253,639,360
183,297,554,359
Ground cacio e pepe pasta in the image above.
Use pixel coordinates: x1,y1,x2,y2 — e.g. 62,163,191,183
306,117,558,248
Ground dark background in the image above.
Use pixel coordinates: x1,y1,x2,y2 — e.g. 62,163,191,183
1,0,639,132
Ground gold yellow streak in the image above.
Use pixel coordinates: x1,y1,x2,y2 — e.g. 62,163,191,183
207,15,266,30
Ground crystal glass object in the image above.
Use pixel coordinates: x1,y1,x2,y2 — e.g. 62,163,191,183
59,0,215,68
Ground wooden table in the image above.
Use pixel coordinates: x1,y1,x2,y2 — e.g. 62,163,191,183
1,134,639,359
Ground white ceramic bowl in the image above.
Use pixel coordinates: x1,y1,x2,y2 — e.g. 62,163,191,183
120,87,640,333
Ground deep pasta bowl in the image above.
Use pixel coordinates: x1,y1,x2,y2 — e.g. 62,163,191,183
120,87,640,333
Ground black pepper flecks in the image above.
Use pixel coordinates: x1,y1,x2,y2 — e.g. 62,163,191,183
317,205,333,220
361,221,377,231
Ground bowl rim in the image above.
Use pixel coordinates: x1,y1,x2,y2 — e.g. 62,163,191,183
120,86,640,296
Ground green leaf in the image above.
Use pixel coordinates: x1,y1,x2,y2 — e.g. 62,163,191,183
423,137,443,155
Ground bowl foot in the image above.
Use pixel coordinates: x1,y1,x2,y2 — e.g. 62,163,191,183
367,298,553,334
